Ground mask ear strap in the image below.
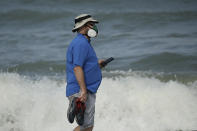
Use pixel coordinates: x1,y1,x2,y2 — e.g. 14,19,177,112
86,25,92,29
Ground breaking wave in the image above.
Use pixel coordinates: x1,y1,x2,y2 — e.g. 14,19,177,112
0,72,196,131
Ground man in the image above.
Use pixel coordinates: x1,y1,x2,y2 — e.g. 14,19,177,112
66,14,104,131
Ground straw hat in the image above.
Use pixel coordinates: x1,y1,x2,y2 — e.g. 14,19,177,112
72,14,99,32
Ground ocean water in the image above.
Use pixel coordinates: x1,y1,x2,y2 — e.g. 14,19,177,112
0,0,197,130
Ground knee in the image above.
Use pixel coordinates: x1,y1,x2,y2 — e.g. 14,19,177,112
74,126,80,131
81,126,94,131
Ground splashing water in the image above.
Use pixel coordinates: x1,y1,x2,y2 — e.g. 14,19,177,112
0,72,197,131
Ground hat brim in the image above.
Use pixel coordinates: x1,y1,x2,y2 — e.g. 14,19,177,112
72,18,99,32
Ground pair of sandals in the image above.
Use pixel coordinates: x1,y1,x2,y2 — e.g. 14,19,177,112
67,97,86,126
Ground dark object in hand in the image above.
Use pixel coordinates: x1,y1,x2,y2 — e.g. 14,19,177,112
101,57,114,67
75,98,86,126
67,97,86,126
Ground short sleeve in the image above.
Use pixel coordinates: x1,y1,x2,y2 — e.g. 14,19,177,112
73,42,89,67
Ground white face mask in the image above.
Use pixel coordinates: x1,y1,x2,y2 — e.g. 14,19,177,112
87,29,97,38
87,25,98,38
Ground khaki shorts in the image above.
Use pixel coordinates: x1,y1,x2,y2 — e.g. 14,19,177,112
68,91,96,130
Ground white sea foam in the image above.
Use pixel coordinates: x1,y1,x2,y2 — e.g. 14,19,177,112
0,72,197,131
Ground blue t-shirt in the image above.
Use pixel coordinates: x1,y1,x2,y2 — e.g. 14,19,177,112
66,33,102,97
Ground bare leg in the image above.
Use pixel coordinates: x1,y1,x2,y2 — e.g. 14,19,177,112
74,126,93,131
74,126,80,131
81,126,93,131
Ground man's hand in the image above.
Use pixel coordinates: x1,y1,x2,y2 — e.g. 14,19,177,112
98,59,105,68
79,88,87,103
74,66,87,102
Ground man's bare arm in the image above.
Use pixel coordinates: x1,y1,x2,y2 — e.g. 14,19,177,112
73,66,87,102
